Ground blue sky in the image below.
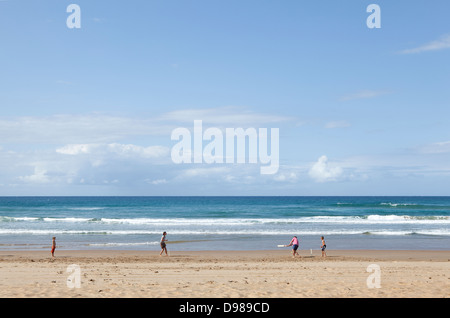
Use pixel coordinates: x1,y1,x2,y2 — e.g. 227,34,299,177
0,0,449,195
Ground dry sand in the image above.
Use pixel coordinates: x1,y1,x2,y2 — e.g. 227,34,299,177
0,249,448,298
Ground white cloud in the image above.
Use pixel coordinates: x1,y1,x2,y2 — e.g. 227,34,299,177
18,167,51,184
0,115,162,144
56,143,170,159
107,143,169,159
0,107,291,145
56,144,96,155
324,121,350,129
400,34,450,54
273,171,298,182
6,142,172,189
418,141,450,154
340,90,390,101
146,178,168,185
159,107,291,126
0,114,176,144
179,166,231,178
309,155,343,182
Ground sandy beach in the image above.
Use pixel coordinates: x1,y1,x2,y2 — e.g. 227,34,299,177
0,249,448,298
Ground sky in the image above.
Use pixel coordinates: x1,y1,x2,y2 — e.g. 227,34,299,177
0,0,449,196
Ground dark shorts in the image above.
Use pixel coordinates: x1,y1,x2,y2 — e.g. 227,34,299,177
292,244,298,251
322,245,327,251
160,242,166,249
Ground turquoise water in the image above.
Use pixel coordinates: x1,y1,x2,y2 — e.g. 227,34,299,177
0,196,449,251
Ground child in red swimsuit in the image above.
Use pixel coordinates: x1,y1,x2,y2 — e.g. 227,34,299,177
51,237,56,257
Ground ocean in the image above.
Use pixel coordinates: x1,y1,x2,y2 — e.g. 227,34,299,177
0,196,449,251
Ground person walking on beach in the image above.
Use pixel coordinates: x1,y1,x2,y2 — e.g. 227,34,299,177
321,236,327,258
160,231,168,256
51,237,56,258
286,236,300,258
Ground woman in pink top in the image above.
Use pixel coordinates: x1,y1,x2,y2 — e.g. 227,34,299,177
286,236,300,257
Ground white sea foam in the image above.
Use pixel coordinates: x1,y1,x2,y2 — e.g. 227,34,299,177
380,202,420,207
67,207,105,211
1,215,449,225
42,217,93,222
0,216,41,222
0,228,449,236
364,229,450,236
